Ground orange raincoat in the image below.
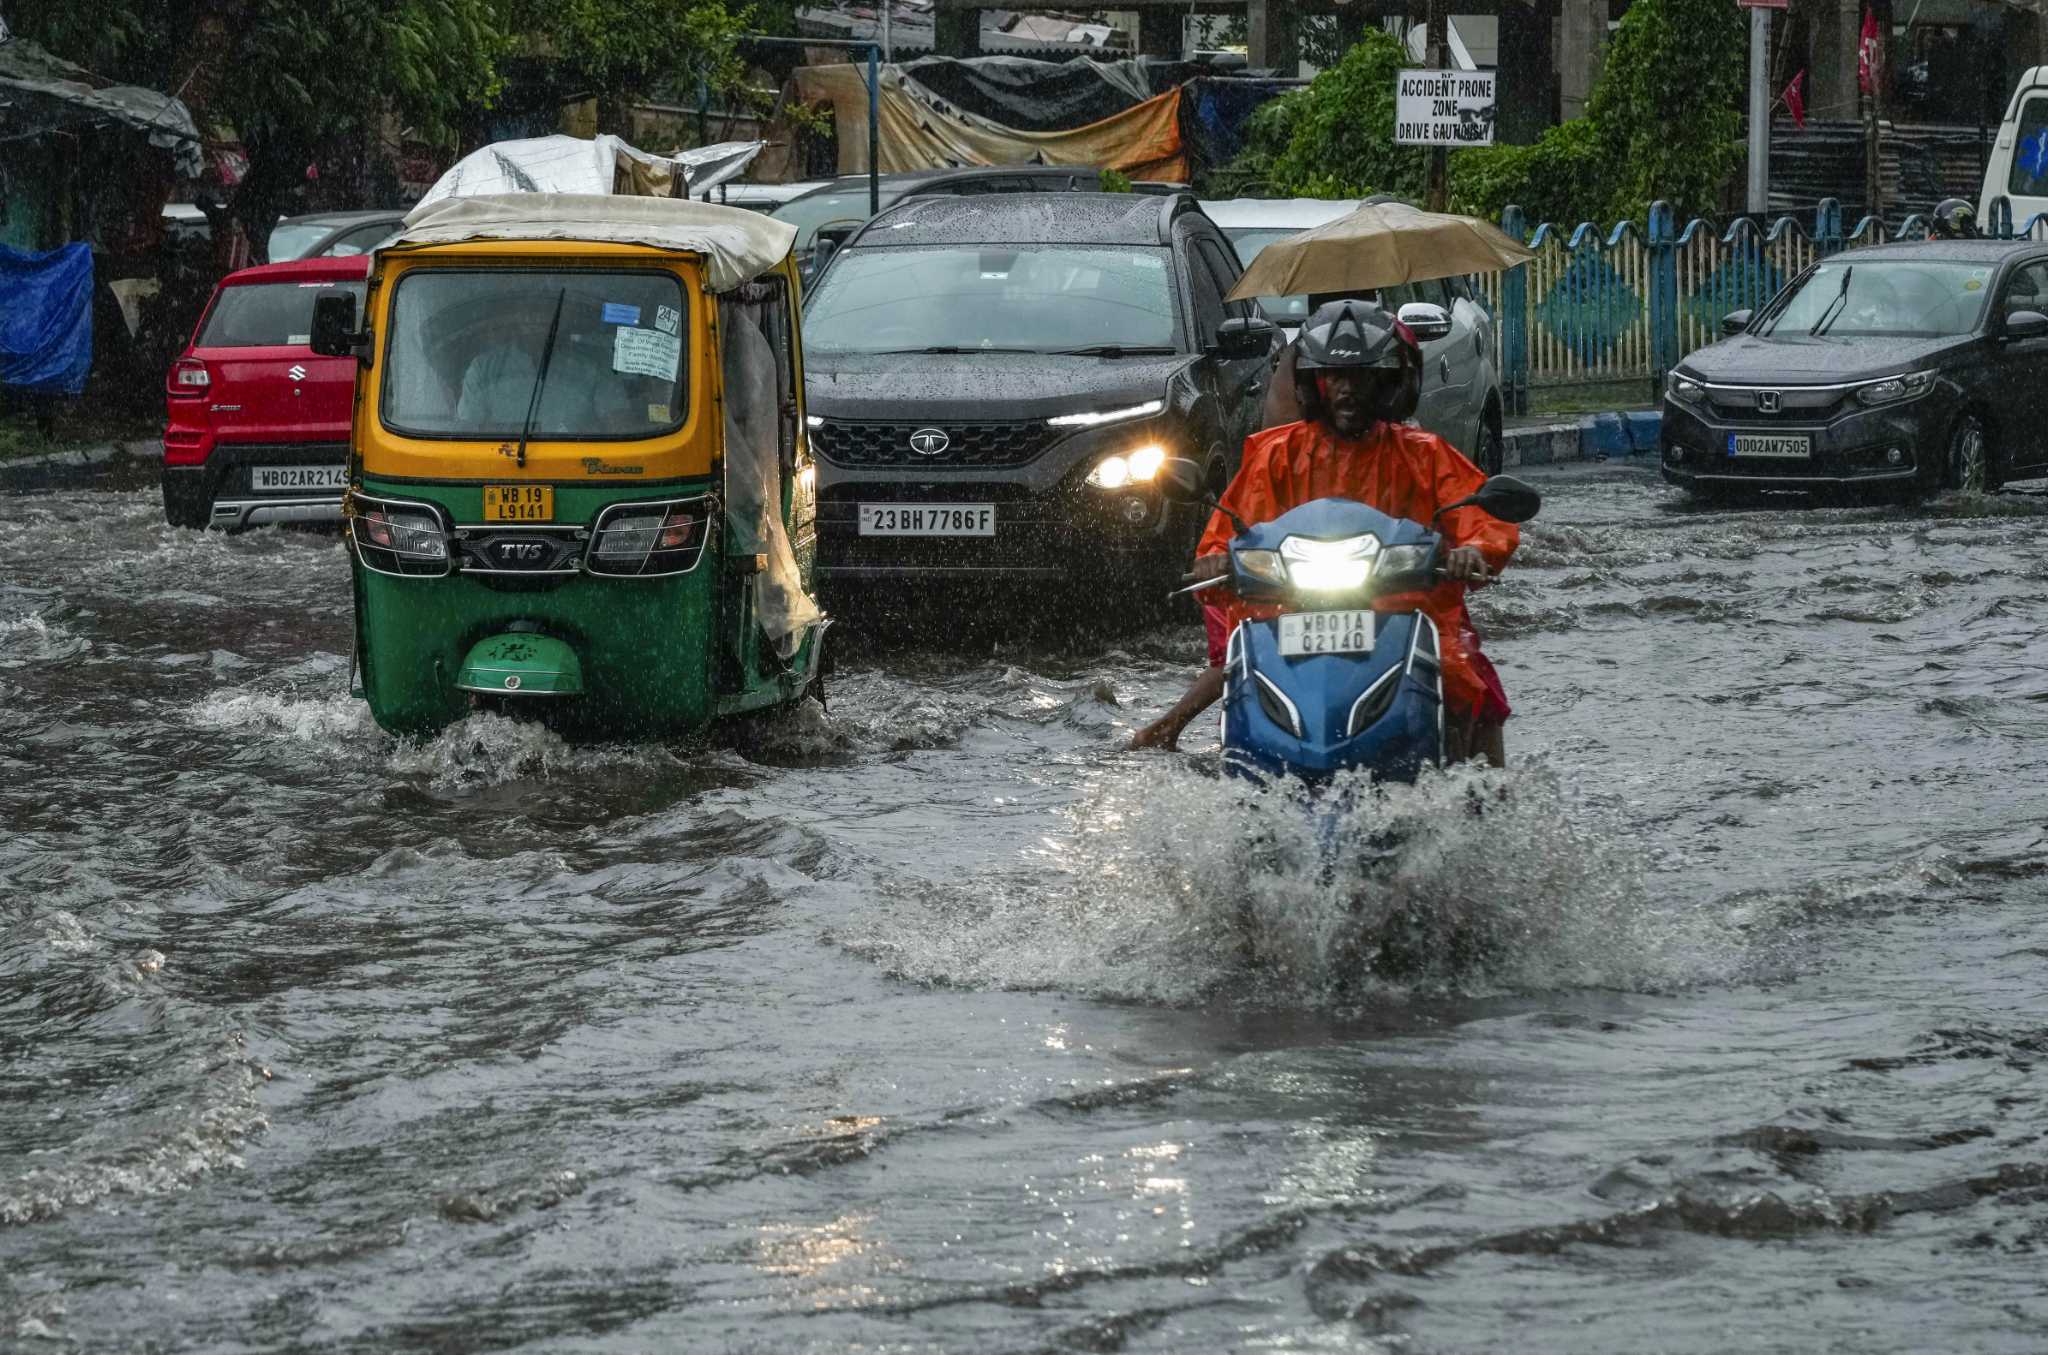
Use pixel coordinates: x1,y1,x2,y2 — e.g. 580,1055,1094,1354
1199,419,1519,720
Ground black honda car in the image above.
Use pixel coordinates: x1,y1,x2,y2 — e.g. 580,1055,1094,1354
1661,239,2048,499
800,193,1276,600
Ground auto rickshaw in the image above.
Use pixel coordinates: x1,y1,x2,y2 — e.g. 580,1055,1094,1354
311,193,826,738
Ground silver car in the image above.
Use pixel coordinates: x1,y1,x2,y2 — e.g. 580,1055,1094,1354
1201,197,1506,472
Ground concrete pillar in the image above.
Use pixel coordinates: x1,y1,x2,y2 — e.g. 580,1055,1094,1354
936,7,981,56
1138,7,1185,58
1807,0,1861,127
1248,0,1300,73
1558,0,1607,120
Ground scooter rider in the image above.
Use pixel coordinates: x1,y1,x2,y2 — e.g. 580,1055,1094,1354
1129,298,1518,763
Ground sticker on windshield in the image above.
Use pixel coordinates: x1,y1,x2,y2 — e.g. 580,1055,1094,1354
613,326,680,381
654,304,680,335
287,333,310,345
647,402,671,423
602,302,641,326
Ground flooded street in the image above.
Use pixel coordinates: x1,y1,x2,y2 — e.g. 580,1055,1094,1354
4,464,2046,1352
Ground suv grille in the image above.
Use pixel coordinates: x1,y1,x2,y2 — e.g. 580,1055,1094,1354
811,419,1058,469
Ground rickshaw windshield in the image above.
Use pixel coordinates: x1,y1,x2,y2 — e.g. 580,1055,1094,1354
380,269,688,440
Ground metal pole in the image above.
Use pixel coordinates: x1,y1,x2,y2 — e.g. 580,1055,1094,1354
882,1,892,62
1747,6,1771,214
868,42,880,216
1426,0,1448,210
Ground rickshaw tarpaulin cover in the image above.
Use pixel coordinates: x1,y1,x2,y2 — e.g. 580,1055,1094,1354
786,62,1188,181
388,195,797,293
0,243,92,395
415,135,766,209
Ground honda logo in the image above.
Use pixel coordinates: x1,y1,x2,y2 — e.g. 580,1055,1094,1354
1755,389,1782,413
287,364,307,382
908,428,951,456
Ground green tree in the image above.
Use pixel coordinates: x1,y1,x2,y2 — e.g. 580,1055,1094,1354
1245,32,1426,200
1586,0,1746,221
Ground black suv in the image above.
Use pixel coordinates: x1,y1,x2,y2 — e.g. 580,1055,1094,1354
800,193,1276,598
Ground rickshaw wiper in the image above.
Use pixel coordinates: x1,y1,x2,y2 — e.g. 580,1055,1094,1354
516,288,568,469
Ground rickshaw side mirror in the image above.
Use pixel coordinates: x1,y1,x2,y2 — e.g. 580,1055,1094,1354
310,292,368,365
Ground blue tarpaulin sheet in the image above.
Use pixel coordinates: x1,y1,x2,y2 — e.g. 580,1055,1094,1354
0,242,93,396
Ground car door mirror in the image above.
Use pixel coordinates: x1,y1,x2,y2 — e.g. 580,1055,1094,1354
1435,474,1542,525
1216,315,1277,358
1721,308,1754,335
1397,302,1453,342
2004,308,2048,339
309,292,362,361
808,237,839,283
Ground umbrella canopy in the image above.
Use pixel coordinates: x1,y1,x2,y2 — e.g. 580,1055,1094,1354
1225,201,1535,302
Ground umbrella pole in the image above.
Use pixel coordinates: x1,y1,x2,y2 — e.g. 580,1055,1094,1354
1426,0,1449,210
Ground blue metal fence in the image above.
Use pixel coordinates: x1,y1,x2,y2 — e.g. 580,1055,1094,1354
1479,196,2035,413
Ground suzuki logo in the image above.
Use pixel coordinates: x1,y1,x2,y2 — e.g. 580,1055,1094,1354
1755,389,1782,413
287,364,307,382
908,427,951,456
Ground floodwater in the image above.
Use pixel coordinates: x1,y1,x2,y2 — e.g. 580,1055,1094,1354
3,465,2046,1352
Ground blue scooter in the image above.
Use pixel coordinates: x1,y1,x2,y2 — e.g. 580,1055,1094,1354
1156,459,1540,788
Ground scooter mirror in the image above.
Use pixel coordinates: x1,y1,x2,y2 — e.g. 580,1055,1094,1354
1471,475,1542,524
1156,457,1205,502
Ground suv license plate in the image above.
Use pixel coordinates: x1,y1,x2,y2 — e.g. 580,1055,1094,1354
1278,610,1375,657
252,464,346,492
1728,434,1810,459
859,504,995,536
483,485,553,522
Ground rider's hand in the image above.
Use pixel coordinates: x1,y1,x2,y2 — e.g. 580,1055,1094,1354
1442,545,1491,583
1189,553,1229,581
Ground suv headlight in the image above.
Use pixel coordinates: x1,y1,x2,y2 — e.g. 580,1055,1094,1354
1855,370,1936,405
1666,373,1706,403
1086,443,1167,489
1050,399,1165,429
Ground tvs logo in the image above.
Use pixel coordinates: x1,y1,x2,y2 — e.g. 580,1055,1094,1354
491,539,550,567
1755,389,1782,413
287,364,307,382
908,428,951,456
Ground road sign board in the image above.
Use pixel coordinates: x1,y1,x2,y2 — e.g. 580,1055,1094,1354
1393,69,1498,148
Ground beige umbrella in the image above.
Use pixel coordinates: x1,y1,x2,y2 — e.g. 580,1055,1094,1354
1226,200,1536,303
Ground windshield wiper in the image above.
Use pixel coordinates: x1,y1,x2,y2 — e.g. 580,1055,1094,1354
516,287,567,469
873,345,1039,355
1053,344,1179,357
1809,266,1853,337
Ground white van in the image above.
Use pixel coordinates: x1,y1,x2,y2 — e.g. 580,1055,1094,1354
1978,67,2048,230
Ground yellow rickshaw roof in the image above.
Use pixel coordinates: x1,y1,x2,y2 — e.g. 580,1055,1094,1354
384,193,796,292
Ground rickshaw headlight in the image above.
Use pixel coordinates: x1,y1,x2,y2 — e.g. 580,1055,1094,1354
352,502,449,576
588,501,709,577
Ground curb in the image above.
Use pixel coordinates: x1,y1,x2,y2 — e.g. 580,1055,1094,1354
0,440,160,493
1503,410,1661,468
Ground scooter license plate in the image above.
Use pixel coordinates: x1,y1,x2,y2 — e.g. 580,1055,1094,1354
1278,610,1375,657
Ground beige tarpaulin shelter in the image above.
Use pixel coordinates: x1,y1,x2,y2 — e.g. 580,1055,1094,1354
1228,201,1536,302
783,62,1188,182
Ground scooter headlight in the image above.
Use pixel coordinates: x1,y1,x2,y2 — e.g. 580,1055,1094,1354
1374,543,1435,583
1279,533,1379,592
1235,549,1288,587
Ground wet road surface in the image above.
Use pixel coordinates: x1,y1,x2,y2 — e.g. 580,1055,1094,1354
3,464,2046,1352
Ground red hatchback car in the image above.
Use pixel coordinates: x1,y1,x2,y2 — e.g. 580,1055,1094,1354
161,255,368,529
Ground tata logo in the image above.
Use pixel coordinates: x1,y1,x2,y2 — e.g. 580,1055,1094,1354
1755,389,1782,413
287,364,308,382
908,427,951,456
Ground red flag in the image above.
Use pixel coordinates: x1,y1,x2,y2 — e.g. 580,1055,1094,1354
1857,9,1881,96
1782,69,1807,128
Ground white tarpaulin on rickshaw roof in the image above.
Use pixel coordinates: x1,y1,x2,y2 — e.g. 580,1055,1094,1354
388,194,796,293
415,134,765,209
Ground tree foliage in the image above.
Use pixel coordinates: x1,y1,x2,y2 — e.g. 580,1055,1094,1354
1587,0,1747,221
1221,32,1425,201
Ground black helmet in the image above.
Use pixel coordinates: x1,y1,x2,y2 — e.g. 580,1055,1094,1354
1932,198,1977,239
1295,299,1406,372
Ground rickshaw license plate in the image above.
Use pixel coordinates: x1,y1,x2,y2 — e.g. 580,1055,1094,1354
1278,610,1375,657
858,503,995,536
1727,433,1810,459
483,485,553,522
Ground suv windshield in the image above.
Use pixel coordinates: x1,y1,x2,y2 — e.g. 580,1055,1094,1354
199,281,365,347
803,245,1181,355
381,270,688,440
1757,259,1994,338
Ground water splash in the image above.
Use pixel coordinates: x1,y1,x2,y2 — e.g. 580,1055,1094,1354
844,760,1744,1007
